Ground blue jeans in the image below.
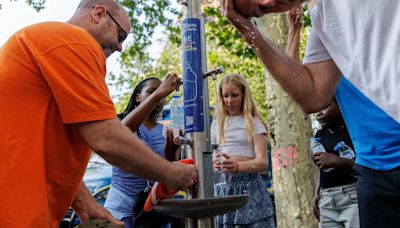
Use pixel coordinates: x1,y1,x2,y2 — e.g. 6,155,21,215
354,164,400,228
319,183,359,228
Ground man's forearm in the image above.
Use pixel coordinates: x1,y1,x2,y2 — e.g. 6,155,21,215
72,182,124,224
287,26,301,63
97,125,173,184
233,20,341,113
74,119,174,185
245,25,324,111
72,182,94,214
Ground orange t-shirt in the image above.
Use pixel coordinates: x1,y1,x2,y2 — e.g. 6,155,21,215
0,22,116,227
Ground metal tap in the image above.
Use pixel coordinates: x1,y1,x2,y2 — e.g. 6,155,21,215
204,66,224,79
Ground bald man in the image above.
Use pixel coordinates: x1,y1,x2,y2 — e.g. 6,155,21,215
0,0,196,227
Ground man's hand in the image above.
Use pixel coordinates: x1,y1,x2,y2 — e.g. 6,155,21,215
165,162,197,191
313,192,320,221
313,152,339,170
222,0,304,19
76,201,123,226
221,0,255,31
72,183,124,226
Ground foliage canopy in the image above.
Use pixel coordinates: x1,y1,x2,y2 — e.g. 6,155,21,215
11,0,311,119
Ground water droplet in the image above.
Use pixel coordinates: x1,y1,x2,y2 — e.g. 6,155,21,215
240,24,249,30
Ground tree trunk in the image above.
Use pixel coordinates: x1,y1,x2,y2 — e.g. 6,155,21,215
255,14,318,228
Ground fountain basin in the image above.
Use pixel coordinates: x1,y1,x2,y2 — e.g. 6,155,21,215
154,195,249,218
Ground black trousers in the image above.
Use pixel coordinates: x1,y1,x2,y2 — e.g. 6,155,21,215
354,164,400,228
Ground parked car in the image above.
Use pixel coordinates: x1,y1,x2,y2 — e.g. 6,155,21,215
83,155,112,195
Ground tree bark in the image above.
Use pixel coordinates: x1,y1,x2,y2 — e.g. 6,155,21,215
255,14,318,228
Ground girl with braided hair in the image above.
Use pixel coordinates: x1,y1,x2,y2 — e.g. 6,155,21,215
105,73,181,228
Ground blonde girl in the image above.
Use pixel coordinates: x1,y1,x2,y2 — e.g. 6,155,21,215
211,74,275,228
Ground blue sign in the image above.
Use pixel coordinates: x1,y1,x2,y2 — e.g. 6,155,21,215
182,18,204,133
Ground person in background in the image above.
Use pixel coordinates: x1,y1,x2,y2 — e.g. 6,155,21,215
211,74,275,228
104,74,180,228
0,0,196,227
221,1,400,227
312,99,359,228
285,4,359,227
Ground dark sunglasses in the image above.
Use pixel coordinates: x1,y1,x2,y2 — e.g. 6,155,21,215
106,11,128,43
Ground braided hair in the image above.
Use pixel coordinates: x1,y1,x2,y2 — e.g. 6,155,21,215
117,77,160,120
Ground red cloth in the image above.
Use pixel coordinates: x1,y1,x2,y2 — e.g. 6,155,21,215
143,159,194,211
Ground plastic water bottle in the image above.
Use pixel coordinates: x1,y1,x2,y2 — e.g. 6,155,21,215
213,147,226,184
334,141,356,160
310,138,334,172
213,147,231,185
170,95,184,145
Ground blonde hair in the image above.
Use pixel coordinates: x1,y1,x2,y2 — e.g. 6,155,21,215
216,74,267,146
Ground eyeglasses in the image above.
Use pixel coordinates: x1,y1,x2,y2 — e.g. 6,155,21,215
106,11,128,43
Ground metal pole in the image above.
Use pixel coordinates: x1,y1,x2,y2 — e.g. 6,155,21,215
181,0,214,227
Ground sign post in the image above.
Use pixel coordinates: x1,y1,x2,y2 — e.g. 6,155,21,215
152,2,249,227
181,0,214,227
